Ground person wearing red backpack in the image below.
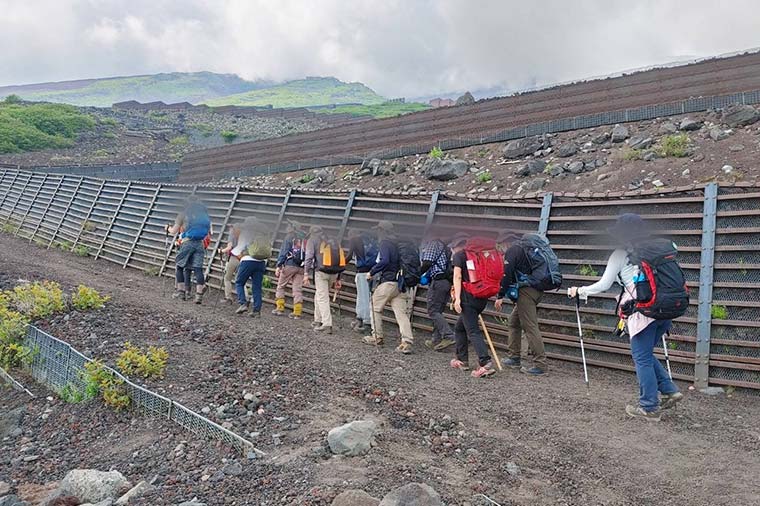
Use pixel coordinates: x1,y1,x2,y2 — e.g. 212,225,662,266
494,230,548,376
568,214,684,421
450,233,502,378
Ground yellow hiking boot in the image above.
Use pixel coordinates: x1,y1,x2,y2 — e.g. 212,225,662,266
272,298,286,316
289,302,303,320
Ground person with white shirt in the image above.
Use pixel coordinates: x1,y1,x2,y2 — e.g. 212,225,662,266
233,217,268,318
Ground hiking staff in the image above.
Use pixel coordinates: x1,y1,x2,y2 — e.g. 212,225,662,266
574,295,590,392
478,315,503,371
662,332,673,380
161,229,173,298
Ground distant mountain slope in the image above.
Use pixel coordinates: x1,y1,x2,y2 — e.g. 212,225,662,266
205,77,385,107
0,72,271,107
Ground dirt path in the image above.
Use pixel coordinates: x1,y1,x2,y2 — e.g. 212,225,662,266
1,233,759,506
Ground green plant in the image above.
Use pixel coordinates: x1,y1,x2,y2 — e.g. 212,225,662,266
71,285,110,310
169,135,189,146
33,238,47,248
477,171,492,184
221,130,238,143
262,276,273,289
739,257,747,276
81,220,97,232
144,266,160,277
1,221,18,234
116,341,168,379
658,134,689,158
73,245,89,257
299,174,315,184
84,360,130,410
622,148,642,161
667,341,678,351
58,382,96,404
57,240,73,251
711,304,728,320
0,101,95,154
577,264,599,277
9,281,66,319
0,292,32,369
4,94,22,104
428,146,443,159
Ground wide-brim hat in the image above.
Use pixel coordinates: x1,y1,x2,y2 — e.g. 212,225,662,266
607,213,650,240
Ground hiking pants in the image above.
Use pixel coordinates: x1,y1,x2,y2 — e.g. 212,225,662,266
223,256,240,300
631,320,679,412
236,260,266,311
507,286,546,368
275,265,304,304
426,278,454,342
454,296,491,367
314,271,338,327
372,281,413,344
354,273,371,324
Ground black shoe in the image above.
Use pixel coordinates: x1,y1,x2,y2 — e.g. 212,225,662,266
520,366,546,376
660,392,684,410
250,309,261,318
502,357,521,369
235,304,248,314
172,290,187,301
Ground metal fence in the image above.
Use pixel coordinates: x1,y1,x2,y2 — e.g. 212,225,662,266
1,168,759,390
21,325,259,457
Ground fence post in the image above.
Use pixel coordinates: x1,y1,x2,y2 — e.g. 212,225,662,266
538,192,554,235
0,170,19,217
123,183,162,268
425,190,441,229
204,185,241,280
30,174,64,242
695,183,718,388
16,173,47,236
72,179,105,252
95,181,131,260
48,176,84,248
271,187,293,243
337,189,357,244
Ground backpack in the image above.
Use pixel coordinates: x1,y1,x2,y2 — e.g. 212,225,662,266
182,202,211,241
462,237,504,299
246,228,273,260
517,233,562,291
286,237,305,267
356,233,379,270
319,239,347,274
397,240,422,291
422,240,452,281
622,238,689,320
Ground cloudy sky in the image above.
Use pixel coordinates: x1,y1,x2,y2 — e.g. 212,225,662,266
1,0,759,98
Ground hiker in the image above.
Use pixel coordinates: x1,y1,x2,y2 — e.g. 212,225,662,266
233,216,271,318
165,195,212,304
363,220,418,354
420,230,455,351
494,230,558,376
568,214,685,421
346,228,378,332
273,221,306,319
303,225,346,333
450,233,501,378
220,223,241,304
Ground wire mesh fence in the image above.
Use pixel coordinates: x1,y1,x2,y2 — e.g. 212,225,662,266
22,325,259,457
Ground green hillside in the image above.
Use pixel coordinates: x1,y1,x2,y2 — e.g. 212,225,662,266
0,72,269,108
206,77,385,107
311,102,430,118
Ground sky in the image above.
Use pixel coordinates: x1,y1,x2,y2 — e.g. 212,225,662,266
1,0,760,99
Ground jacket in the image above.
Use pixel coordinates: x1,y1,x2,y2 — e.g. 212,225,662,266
276,235,305,268
369,239,399,284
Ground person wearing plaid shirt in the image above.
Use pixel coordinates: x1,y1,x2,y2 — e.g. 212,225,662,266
420,231,455,351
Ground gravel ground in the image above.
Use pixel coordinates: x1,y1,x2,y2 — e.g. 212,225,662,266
1,233,760,506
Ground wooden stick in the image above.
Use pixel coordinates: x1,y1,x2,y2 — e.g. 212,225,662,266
479,315,503,371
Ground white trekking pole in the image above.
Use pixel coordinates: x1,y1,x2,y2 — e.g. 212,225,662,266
661,331,673,380
574,295,590,392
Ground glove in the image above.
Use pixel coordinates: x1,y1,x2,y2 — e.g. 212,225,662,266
506,284,519,302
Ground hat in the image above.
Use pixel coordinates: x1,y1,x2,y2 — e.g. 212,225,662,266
373,220,395,233
241,216,260,230
448,232,469,249
308,224,323,235
496,230,522,244
607,213,649,240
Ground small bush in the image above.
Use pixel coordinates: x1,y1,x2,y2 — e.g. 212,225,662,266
81,220,97,232
9,281,66,319
658,134,689,158
577,264,599,277
169,135,189,146
1,221,18,234
57,240,73,251
428,146,443,159
144,266,160,277
71,285,110,310
221,130,238,143
58,382,96,404
711,304,728,320
477,171,492,184
84,360,130,410
116,341,168,379
0,293,32,369
622,148,642,161
299,174,315,184
262,276,273,289
4,94,22,104
73,245,89,257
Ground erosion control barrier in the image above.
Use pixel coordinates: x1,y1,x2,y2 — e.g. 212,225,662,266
1,168,759,390
180,50,760,182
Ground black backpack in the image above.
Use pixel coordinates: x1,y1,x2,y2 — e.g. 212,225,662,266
622,238,689,320
517,233,563,291
397,240,422,291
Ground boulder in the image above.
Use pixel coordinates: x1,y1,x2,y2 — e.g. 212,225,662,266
547,163,565,177
643,151,658,162
679,118,702,131
0,407,24,438
59,470,130,504
709,127,729,141
0,496,26,506
424,158,469,181
332,490,380,506
699,386,725,396
515,160,545,177
610,124,629,143
721,104,759,127
628,136,654,150
658,121,678,134
0,482,9,496
454,92,475,106
314,167,336,185
503,136,545,158
524,178,547,191
592,131,610,144
566,161,585,174
379,483,442,506
556,143,578,158
114,481,153,505
327,420,377,456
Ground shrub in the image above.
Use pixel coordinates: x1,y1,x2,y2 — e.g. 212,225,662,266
169,135,189,146
58,382,96,404
81,220,97,232
71,285,110,310
73,245,89,257
57,240,73,251
299,174,315,184
221,130,238,143
428,146,443,159
9,281,66,319
477,171,492,184
658,134,689,158
0,101,95,153
577,264,599,277
1,221,18,234
623,148,642,161
84,360,130,410
711,304,728,320
144,266,160,277
262,275,273,289
4,94,22,104
0,293,32,369
116,341,168,379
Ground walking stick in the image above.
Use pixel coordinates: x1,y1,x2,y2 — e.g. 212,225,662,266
662,331,673,380
478,315,503,371
162,232,171,298
574,296,590,392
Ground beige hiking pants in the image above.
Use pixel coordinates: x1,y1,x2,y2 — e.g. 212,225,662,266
224,256,240,300
372,281,413,344
314,270,338,327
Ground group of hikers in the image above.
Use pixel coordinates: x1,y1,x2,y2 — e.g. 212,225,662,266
167,197,688,421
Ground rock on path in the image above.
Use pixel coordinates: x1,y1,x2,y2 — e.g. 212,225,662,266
327,420,377,456
379,483,442,506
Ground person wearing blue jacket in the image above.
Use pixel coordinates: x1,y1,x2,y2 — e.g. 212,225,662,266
272,221,306,319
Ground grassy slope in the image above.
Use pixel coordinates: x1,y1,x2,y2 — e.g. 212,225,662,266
0,98,96,153
310,102,431,118
205,77,385,107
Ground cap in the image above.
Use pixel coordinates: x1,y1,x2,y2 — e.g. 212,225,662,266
373,220,395,232
448,232,469,248
607,213,649,240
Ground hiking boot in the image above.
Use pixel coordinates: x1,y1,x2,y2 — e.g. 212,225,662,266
471,362,496,378
288,312,301,320
395,342,412,354
220,297,233,305
520,366,546,376
660,391,684,410
272,298,286,315
363,335,383,346
450,359,469,371
502,357,522,369
424,339,439,350
250,308,261,318
272,308,286,316
194,292,205,304
354,322,367,332
290,303,303,320
172,290,188,301
315,325,333,334
625,404,662,422
235,304,249,315
433,338,455,351
350,318,362,330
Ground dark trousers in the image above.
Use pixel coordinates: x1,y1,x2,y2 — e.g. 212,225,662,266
454,295,491,367
427,278,454,342
508,286,546,368
631,320,679,412
236,260,266,311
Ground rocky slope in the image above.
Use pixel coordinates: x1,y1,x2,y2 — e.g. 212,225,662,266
218,104,760,194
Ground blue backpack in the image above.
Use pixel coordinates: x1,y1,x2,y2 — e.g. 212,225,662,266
356,233,379,270
182,202,211,240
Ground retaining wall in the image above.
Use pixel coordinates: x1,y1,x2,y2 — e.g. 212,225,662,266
1,168,759,390
1,162,181,183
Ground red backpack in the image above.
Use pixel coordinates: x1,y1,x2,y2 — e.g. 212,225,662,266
462,237,504,299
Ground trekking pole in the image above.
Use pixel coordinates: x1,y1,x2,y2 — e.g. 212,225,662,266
162,232,171,298
478,315,503,371
661,331,673,380
574,296,590,392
